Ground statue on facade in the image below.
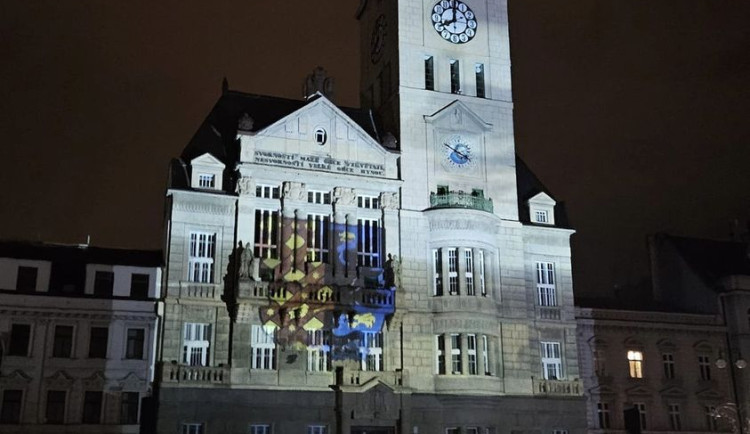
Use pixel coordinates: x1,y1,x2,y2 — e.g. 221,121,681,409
333,187,356,206
238,113,254,131
384,253,400,288
282,181,306,201
236,176,254,196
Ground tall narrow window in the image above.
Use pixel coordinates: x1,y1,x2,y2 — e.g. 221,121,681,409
120,392,139,424
53,325,74,358
307,214,331,263
450,334,462,374
81,391,103,424
433,249,444,296
593,350,607,376
130,273,149,298
360,331,383,371
254,210,279,259
88,327,109,359
93,271,114,297
628,350,644,378
634,403,647,430
541,342,563,379
307,329,331,372
16,266,38,292
450,59,460,94
467,334,478,375
536,262,556,306
436,335,446,374
0,390,22,424
698,355,711,380
46,390,66,424
251,325,276,370
464,249,475,295
357,218,381,267
189,232,216,283
597,403,611,429
482,335,490,374
183,323,211,366
447,248,458,295
8,323,31,356
478,250,486,296
475,63,485,98
705,406,718,431
668,404,682,431
663,353,675,379
425,55,435,90
125,328,145,359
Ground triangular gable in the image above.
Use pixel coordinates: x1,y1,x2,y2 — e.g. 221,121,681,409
424,100,493,131
0,369,32,386
118,372,146,391
696,387,725,400
191,153,225,168
528,192,556,206
45,370,75,388
82,371,106,388
625,385,652,396
660,385,687,397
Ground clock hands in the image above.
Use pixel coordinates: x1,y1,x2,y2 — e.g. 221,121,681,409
443,142,470,161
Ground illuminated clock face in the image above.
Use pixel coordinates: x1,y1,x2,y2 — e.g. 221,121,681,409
443,135,474,169
431,0,477,44
370,14,387,64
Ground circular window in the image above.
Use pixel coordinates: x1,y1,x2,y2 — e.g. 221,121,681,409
314,127,327,146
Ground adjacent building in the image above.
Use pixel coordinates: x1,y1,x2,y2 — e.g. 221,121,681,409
156,1,584,433
0,241,162,433
576,234,750,434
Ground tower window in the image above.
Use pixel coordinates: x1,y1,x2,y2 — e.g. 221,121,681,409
475,63,485,98
450,59,460,94
314,127,327,145
425,55,435,90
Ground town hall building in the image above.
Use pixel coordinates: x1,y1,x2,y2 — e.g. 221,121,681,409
155,1,584,433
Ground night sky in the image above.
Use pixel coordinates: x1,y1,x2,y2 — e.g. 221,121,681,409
2,1,749,298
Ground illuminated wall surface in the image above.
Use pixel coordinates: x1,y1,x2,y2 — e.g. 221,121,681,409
253,216,395,362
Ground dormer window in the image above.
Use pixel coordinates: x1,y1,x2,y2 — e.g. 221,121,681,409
527,192,556,226
198,174,215,189
534,210,549,224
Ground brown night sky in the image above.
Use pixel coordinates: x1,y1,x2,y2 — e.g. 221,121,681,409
1,0,749,297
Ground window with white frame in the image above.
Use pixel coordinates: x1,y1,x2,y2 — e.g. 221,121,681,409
436,335,446,374
541,341,563,379
308,190,331,204
307,425,327,434
307,214,330,263
467,334,478,375
357,218,381,267
188,232,216,283
668,403,682,431
635,402,647,430
357,195,379,209
597,402,611,429
307,330,331,372
534,210,549,223
628,350,644,378
698,355,712,380
536,262,556,306
183,323,210,366
198,174,215,189
478,250,486,296
251,325,276,370
360,331,383,371
450,334,462,374
256,184,280,199
447,248,458,295
249,424,271,434
181,423,204,434
433,249,444,296
254,209,279,259
465,249,475,295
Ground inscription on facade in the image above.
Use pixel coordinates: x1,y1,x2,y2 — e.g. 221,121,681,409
254,150,385,177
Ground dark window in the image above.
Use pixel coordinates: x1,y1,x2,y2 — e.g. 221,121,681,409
52,325,74,358
16,266,38,292
126,329,145,359
425,56,434,90
81,391,102,424
471,189,484,198
475,63,485,98
437,185,449,195
130,274,149,298
0,390,23,424
45,390,66,424
450,60,460,94
8,324,31,356
120,392,139,424
88,327,109,359
93,271,114,297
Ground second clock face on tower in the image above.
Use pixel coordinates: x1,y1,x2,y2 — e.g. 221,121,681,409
442,135,476,170
431,0,477,44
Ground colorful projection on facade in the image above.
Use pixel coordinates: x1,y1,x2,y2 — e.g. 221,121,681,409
244,215,396,364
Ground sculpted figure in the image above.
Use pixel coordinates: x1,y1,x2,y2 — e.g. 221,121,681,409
333,187,356,206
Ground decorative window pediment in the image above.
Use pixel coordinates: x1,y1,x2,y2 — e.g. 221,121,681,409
528,192,556,225
190,153,225,191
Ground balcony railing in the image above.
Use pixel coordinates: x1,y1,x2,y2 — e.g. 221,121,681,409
163,364,230,385
430,191,493,213
532,377,583,396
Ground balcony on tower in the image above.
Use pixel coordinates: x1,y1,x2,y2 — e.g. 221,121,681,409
430,187,493,213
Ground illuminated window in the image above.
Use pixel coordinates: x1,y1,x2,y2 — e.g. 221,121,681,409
475,63,485,98
357,218,381,267
307,330,331,372
360,331,383,371
251,325,276,370
188,232,216,283
450,59,460,94
597,402,611,429
536,262,556,306
628,350,644,378
668,403,682,431
306,214,330,263
465,249,475,295
254,210,279,259
541,341,563,379
425,55,435,90
198,174,215,188
663,353,675,378
183,323,210,366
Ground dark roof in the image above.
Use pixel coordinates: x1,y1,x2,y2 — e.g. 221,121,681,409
515,156,571,228
180,91,381,166
0,240,163,267
658,234,750,287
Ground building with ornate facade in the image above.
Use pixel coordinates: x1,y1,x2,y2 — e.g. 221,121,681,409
155,1,584,433
0,241,162,433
